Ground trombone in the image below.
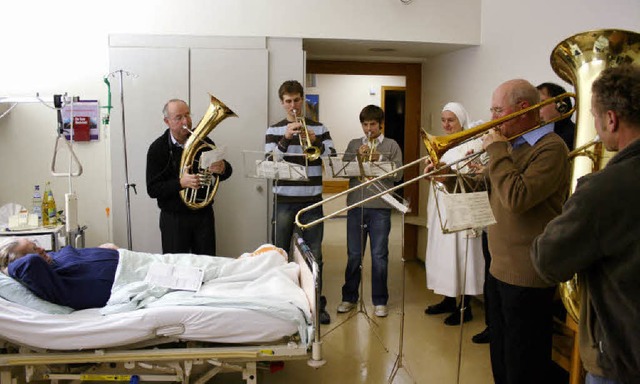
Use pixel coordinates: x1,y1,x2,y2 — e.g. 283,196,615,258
294,93,577,230
293,109,322,161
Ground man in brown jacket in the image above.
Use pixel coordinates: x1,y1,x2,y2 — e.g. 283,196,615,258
481,79,570,384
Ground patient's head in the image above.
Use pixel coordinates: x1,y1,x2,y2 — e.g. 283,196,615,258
0,237,46,271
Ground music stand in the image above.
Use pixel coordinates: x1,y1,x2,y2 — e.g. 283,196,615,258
430,172,496,383
242,150,309,246
387,199,414,383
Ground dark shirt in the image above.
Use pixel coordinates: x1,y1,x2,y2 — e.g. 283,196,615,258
146,129,232,213
554,118,576,150
8,246,119,310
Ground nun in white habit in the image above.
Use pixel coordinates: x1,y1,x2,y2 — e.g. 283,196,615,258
424,102,485,325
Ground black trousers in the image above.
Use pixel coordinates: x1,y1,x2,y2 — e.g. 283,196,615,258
482,231,491,327
159,208,216,256
486,272,555,384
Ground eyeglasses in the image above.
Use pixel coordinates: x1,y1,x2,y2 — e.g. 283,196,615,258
171,113,191,122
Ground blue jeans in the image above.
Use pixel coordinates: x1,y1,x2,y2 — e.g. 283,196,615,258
342,208,391,306
586,373,620,384
272,201,324,290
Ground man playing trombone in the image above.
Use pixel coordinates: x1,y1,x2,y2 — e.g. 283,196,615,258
481,79,570,383
425,79,570,383
336,105,403,318
264,80,334,324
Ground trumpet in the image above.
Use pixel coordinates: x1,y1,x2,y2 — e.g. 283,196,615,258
294,93,576,230
293,109,322,161
359,133,380,162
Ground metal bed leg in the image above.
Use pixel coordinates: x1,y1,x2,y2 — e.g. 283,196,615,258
308,340,325,368
0,369,12,384
242,362,257,384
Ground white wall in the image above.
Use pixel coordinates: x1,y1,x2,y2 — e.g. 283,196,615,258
423,0,640,130
306,75,406,154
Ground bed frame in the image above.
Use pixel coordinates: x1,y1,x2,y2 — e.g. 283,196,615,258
0,235,324,384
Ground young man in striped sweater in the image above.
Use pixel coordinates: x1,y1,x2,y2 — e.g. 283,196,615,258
265,80,335,324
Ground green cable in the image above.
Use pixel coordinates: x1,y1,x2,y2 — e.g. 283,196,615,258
102,77,112,124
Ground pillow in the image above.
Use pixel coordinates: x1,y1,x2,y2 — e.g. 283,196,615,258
0,273,74,314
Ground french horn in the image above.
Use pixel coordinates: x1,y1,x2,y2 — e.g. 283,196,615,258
179,94,236,209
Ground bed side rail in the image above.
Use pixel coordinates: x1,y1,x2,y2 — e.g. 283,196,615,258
291,234,325,368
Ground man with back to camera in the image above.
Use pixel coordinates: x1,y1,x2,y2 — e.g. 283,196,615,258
531,64,640,384
265,80,334,324
147,99,232,256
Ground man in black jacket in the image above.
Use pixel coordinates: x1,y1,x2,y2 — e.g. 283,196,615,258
146,99,232,255
531,64,640,384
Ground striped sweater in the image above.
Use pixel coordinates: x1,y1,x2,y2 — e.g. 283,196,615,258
265,118,334,203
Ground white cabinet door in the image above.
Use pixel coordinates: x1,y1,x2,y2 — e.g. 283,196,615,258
190,48,269,256
109,43,269,256
109,47,189,253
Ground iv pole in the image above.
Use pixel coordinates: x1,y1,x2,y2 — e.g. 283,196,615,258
109,69,137,250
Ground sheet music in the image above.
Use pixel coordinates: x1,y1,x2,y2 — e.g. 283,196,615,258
380,193,410,214
255,160,307,180
323,158,361,177
200,146,227,169
362,161,396,177
144,262,204,292
441,191,496,232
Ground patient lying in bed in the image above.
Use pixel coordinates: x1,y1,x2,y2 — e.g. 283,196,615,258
0,238,289,311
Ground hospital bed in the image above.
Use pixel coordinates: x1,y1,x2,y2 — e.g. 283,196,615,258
0,234,323,384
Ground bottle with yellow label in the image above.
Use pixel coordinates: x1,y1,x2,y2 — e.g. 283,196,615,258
42,182,57,226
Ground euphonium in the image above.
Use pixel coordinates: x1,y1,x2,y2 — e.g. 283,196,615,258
293,109,322,161
551,29,640,323
179,94,236,209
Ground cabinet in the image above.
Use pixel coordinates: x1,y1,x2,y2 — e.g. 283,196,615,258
109,36,270,255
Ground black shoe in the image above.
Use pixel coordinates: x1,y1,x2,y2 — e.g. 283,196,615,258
425,297,457,315
320,309,331,324
319,295,330,324
444,307,473,325
472,327,490,344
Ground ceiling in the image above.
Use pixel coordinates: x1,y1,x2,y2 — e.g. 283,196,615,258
303,38,474,62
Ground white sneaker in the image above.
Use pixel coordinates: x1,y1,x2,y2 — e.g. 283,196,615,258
337,301,356,313
374,305,388,317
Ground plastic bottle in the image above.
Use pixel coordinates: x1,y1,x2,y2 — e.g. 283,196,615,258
42,182,57,226
31,185,43,226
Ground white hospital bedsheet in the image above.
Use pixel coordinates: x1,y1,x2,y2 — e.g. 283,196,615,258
0,297,299,350
0,248,312,351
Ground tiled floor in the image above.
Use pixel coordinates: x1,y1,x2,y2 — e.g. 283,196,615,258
214,209,495,383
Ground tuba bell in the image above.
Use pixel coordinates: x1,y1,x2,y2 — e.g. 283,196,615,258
179,94,237,210
551,29,640,322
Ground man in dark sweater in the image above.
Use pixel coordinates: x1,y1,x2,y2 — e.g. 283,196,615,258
532,64,640,384
481,79,570,383
146,99,232,256
0,237,119,310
